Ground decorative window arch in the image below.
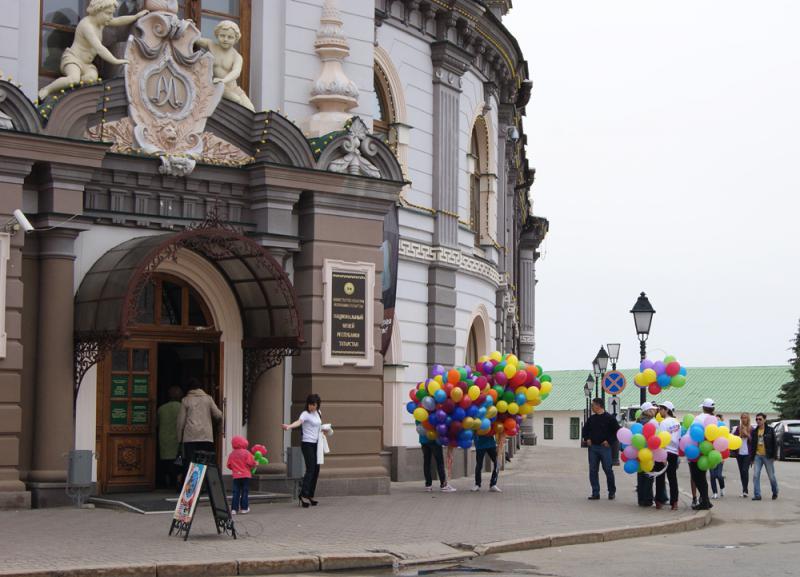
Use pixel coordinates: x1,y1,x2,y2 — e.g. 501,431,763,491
465,304,491,367
468,111,498,247
373,46,409,175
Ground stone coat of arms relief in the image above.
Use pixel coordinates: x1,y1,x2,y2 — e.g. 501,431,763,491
124,9,223,176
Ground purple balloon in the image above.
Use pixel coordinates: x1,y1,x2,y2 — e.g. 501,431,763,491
482,361,494,375
436,424,448,436
435,409,447,422
494,372,508,386
431,364,446,377
623,445,638,460
653,361,666,375
640,359,654,372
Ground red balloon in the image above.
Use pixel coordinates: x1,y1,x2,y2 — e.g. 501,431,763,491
648,382,661,395
459,398,472,409
441,399,455,414
422,421,434,431
678,448,685,457
444,383,454,396
620,452,629,462
665,361,681,377
457,382,468,393
409,389,417,401
475,394,486,406
721,449,730,459
511,371,527,387
475,376,488,389
450,421,463,434
642,422,657,439
647,436,661,450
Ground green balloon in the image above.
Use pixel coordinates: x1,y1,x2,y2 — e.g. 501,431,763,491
535,364,544,376
682,414,694,430
709,450,722,467
540,393,549,400
416,389,427,401
503,390,515,403
517,361,527,372
635,410,642,420
700,440,713,455
671,375,686,388
540,374,552,383
458,367,468,380
663,355,676,364
494,362,506,374
631,433,646,449
697,456,710,471
493,385,504,396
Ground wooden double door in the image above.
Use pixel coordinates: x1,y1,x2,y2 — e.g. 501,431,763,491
96,275,223,493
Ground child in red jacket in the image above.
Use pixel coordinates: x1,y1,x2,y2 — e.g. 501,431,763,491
226,435,256,514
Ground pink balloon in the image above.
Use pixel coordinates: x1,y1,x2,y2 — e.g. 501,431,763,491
665,361,681,377
679,435,691,450
713,437,729,452
617,428,633,445
703,414,717,427
653,448,668,462
623,445,639,460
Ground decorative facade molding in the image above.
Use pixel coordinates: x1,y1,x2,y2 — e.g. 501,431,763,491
398,239,502,286
326,117,381,178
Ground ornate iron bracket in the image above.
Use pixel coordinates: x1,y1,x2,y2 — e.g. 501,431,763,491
243,346,300,426
74,331,123,399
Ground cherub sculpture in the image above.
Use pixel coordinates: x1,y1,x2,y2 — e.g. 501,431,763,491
38,0,148,101
194,20,255,112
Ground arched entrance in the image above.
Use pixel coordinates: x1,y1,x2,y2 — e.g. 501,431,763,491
74,219,304,493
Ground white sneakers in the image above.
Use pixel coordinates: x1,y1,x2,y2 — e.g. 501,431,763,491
490,485,502,493
471,485,480,492
720,488,725,497
712,493,719,499
741,492,748,498
240,508,250,514
440,484,457,492
425,486,433,492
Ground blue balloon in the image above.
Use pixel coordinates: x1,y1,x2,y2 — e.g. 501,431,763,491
453,407,466,421
481,418,491,430
434,389,447,403
657,374,671,388
445,416,452,426
406,401,417,414
428,412,438,425
516,393,527,405
685,444,700,460
624,460,639,474
467,405,479,419
483,396,494,407
679,366,687,376
462,430,474,441
477,407,487,419
630,422,643,435
459,440,472,449
436,424,448,436
690,424,705,443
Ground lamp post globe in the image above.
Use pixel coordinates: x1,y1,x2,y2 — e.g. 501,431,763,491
630,292,655,404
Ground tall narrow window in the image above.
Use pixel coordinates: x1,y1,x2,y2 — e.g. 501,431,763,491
373,68,393,142
40,0,84,79
544,417,554,440
466,325,479,368
570,417,580,440
469,124,484,245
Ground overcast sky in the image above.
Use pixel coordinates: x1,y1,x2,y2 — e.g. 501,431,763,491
505,1,800,371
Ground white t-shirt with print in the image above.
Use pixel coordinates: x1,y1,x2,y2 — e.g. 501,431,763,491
658,417,681,455
299,410,322,443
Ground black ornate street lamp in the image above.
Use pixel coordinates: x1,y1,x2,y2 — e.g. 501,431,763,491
595,346,609,401
605,343,621,465
584,374,593,433
630,292,655,404
592,359,601,399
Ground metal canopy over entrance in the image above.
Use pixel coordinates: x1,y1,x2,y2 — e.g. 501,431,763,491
74,218,304,424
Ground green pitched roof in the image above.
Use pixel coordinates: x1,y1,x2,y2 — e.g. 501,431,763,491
540,366,790,415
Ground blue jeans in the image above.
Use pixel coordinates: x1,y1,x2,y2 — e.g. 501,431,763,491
231,478,250,511
588,444,615,497
753,455,778,497
710,462,725,493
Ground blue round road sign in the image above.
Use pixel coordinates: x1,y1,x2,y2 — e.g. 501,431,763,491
603,371,626,395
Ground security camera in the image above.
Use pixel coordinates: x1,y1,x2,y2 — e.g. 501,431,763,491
13,209,34,233
507,126,520,142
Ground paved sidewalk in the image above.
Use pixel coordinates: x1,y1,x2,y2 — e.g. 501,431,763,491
0,446,704,575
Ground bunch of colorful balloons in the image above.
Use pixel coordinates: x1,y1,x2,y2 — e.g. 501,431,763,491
678,414,742,471
633,355,687,396
617,421,672,474
405,352,553,448
250,443,269,475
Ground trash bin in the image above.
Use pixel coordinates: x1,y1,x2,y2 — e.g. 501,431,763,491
285,447,304,499
66,450,93,507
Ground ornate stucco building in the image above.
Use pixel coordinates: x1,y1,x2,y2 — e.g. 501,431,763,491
0,0,547,508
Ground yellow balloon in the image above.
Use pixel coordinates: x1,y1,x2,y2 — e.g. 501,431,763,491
428,380,441,395
515,386,527,396
639,448,653,462
451,387,464,402
504,364,517,379
413,407,429,422
705,424,719,441
526,387,541,402
495,422,505,434
642,368,657,384
530,397,541,406
655,413,664,423
468,385,480,401
478,355,489,364
634,372,645,387
496,400,508,413
434,374,443,385
506,354,519,367
426,430,437,440
490,351,502,362
659,431,672,448
507,402,519,415
486,406,498,419
519,403,532,415
418,382,426,390
728,435,742,450
641,460,654,473
463,417,474,429
540,382,553,395
718,426,730,437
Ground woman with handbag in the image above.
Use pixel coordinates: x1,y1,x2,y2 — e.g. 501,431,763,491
157,385,184,490
282,393,332,508
176,378,223,471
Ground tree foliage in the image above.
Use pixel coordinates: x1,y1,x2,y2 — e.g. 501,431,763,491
774,319,800,419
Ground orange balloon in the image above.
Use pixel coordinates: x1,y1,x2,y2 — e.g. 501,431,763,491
487,389,498,402
447,369,460,384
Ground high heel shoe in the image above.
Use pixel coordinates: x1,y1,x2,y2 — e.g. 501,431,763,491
299,496,310,508
309,498,318,506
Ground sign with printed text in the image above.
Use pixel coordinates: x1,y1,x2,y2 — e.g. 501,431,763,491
110,401,128,425
173,462,206,525
111,376,129,397
330,271,367,357
132,375,149,397
603,371,627,396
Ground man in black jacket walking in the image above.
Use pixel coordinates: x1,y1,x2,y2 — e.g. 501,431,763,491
582,398,620,500
750,412,779,500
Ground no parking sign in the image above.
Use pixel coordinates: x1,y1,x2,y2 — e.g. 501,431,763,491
603,371,626,396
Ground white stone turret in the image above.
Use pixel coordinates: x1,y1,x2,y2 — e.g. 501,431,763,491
304,0,359,137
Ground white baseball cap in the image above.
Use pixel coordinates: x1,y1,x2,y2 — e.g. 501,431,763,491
659,401,675,411
640,402,655,412
700,398,715,409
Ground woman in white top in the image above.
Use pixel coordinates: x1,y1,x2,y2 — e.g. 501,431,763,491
282,393,323,507
656,401,681,510
733,413,753,497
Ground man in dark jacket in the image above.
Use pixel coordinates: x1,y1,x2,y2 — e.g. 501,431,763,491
750,412,779,500
582,398,620,500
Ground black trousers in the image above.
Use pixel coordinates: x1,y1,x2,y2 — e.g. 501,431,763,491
475,447,499,487
736,454,750,493
689,460,711,507
300,441,320,498
636,472,653,506
655,453,679,505
422,443,446,487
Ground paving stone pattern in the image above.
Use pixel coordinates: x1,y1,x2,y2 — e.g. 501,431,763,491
0,447,700,574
